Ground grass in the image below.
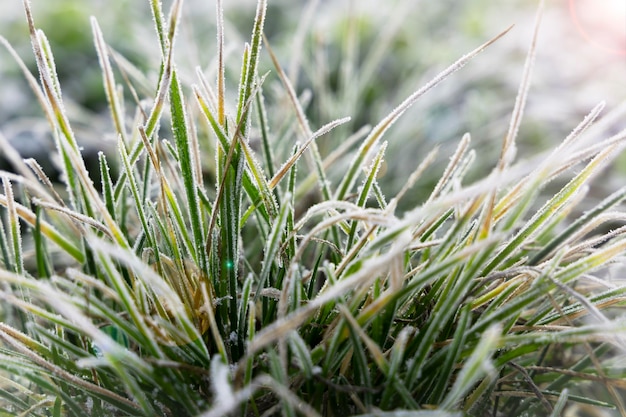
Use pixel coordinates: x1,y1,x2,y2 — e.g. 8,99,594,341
0,0,626,416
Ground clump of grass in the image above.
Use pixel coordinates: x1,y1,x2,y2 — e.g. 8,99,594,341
0,0,626,416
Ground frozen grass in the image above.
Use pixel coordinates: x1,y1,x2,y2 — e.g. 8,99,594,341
0,0,625,416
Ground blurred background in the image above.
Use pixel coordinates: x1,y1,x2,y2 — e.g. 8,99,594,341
0,0,624,204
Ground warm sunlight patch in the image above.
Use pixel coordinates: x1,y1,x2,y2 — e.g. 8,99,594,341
569,0,626,55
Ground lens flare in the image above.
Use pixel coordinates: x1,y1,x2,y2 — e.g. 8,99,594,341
569,0,626,55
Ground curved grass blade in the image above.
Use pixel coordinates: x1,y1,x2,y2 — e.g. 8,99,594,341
530,185,626,265
0,324,140,415
441,325,500,410
482,144,622,276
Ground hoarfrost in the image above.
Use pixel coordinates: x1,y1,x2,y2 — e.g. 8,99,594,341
210,355,235,410
85,396,93,414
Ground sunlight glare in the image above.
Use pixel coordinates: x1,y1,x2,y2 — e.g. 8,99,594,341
569,0,626,55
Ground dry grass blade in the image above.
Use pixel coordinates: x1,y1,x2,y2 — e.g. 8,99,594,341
92,17,127,142
23,0,129,249
270,116,351,189
498,0,544,171
426,133,470,204
216,0,225,125
2,178,22,274
0,36,55,131
480,1,543,238
263,32,334,201
32,198,113,238
0,132,51,201
0,193,84,262
493,101,605,223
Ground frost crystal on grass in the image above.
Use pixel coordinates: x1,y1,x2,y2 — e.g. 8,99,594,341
1,0,626,415
210,355,235,409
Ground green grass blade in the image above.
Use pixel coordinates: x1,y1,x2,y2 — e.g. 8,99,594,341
169,70,206,269
118,138,160,261
429,304,472,404
380,327,412,408
2,179,23,275
441,325,500,410
345,142,386,250
99,153,116,219
33,205,51,278
255,195,291,302
238,0,267,135
549,389,569,417
288,331,314,379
